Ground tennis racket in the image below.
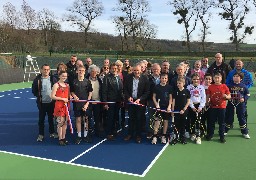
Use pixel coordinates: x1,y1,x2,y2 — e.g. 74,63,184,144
150,99,163,133
229,90,243,108
169,115,179,145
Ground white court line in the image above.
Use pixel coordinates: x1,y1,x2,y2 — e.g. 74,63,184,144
0,150,143,177
20,92,23,93
69,139,107,163
13,97,21,99
68,126,126,163
7,94,10,95
141,142,169,177
0,95,4,98
29,98,37,100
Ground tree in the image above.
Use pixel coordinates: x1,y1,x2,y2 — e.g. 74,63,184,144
21,0,37,34
218,0,254,51
2,2,19,31
37,8,61,46
113,0,157,51
64,0,104,47
196,0,215,52
168,0,199,52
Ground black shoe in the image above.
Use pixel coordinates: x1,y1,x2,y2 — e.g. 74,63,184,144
169,138,177,145
205,135,213,141
63,139,68,145
146,132,153,139
181,138,187,145
59,140,66,146
84,136,93,143
220,138,226,143
75,137,82,145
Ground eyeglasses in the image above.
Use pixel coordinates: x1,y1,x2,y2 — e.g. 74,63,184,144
103,67,109,69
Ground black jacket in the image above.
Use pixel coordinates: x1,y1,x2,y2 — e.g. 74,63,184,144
124,74,149,105
102,73,124,102
207,62,231,83
66,61,77,84
32,74,54,107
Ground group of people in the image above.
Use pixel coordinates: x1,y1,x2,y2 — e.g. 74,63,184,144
32,53,253,146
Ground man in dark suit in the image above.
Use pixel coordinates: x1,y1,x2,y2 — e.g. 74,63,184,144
102,63,124,140
124,64,150,143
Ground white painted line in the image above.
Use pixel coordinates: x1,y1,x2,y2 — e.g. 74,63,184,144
0,150,143,177
141,143,169,177
29,98,37,100
0,95,4,98
14,93,17,94
69,139,107,163
26,91,29,92
13,97,21,99
20,92,23,93
7,94,11,95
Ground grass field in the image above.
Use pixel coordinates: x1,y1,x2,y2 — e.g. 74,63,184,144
0,82,256,180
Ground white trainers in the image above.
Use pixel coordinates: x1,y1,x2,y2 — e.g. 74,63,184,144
190,134,196,141
50,133,58,139
224,132,227,136
196,137,202,144
37,135,44,142
243,134,250,139
161,136,167,144
185,132,190,139
152,137,157,144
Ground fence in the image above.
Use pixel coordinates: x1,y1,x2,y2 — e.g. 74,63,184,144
0,52,255,84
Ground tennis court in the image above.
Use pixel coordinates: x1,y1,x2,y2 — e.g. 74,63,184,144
0,82,256,180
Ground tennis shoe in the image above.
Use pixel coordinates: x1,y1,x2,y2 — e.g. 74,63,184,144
75,137,82,145
224,132,227,136
161,136,167,144
181,138,187,145
220,137,226,143
152,137,157,144
37,135,44,142
50,133,58,139
169,138,177,145
243,134,250,139
196,137,201,145
190,134,196,141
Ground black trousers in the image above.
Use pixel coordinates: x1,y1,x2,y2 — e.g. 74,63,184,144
127,104,145,137
38,102,55,136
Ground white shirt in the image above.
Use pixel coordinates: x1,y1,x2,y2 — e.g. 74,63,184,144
187,84,206,109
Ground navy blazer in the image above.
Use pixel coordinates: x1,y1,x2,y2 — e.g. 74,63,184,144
124,73,150,105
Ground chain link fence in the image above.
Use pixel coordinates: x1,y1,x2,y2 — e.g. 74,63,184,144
1,52,255,84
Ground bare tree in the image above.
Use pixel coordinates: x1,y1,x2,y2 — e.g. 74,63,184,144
21,0,37,34
218,0,254,51
168,0,199,52
196,0,215,52
64,0,104,47
113,0,157,51
37,8,61,46
2,2,19,31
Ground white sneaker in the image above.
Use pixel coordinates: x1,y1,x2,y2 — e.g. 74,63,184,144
152,137,157,144
196,137,202,144
243,134,250,139
224,132,227,136
190,134,196,141
37,135,44,142
185,132,190,139
161,136,167,144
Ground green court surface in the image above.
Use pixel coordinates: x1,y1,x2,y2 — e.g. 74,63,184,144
0,82,256,180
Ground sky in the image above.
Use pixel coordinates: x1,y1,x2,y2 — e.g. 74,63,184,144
0,0,256,44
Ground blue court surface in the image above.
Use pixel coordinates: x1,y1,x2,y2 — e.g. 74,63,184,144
0,88,167,177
